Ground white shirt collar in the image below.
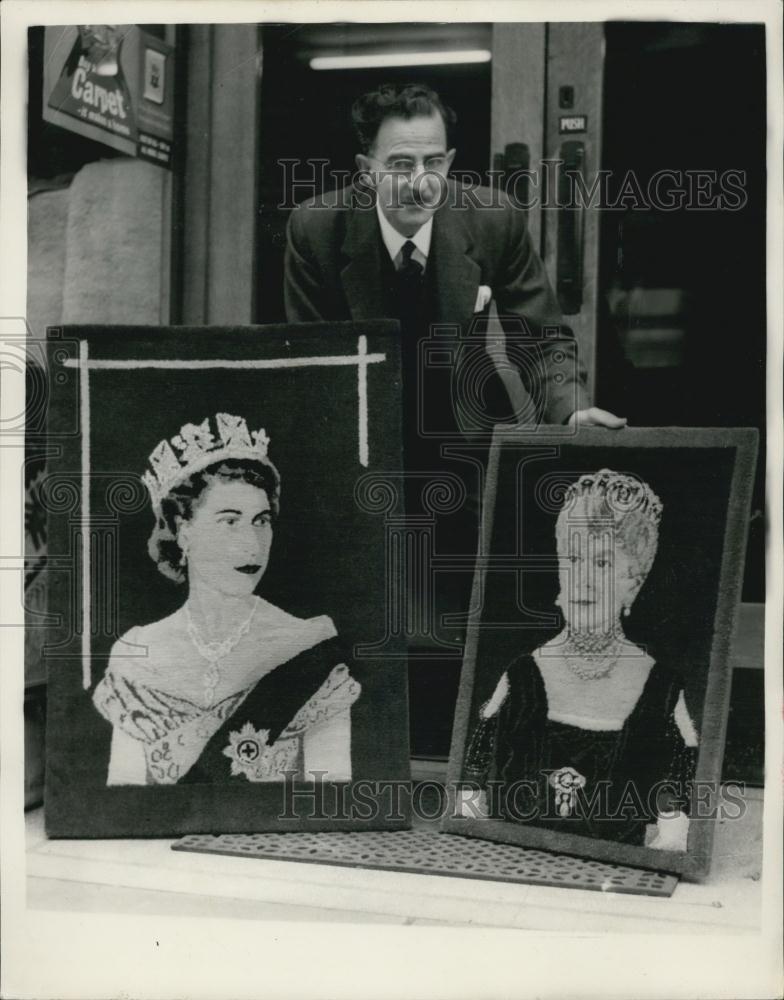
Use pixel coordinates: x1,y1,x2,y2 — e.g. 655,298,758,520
375,201,432,269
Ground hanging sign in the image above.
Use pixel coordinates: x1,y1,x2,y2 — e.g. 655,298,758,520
43,25,175,168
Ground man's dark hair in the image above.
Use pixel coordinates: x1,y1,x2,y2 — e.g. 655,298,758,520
351,83,457,154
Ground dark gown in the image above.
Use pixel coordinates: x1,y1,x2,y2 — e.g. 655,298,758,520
464,654,697,845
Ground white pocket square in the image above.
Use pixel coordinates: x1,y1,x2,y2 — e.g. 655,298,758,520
473,285,492,312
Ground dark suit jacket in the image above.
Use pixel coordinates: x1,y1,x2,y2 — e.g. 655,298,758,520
284,181,589,428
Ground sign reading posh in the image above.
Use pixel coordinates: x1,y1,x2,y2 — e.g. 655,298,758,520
43,25,174,168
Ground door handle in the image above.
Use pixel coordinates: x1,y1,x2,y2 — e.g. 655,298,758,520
493,143,530,209
556,140,585,315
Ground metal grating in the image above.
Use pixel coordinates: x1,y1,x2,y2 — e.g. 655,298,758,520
172,830,678,897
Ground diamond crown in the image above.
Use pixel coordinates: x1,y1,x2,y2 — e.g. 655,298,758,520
564,468,663,526
142,413,271,514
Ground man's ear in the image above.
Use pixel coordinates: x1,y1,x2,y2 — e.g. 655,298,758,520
355,153,376,184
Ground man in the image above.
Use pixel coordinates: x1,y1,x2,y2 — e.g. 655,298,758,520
284,82,626,438
284,83,625,662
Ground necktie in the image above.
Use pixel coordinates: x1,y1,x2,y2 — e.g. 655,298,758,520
398,239,424,281
395,240,424,337
394,240,427,481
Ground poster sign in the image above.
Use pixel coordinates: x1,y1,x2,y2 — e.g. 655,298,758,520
43,25,175,168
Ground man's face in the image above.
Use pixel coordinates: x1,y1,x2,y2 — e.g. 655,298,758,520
356,112,455,237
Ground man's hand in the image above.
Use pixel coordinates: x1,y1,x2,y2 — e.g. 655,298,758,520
568,407,627,429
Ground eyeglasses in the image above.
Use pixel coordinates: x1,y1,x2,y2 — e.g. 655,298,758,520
368,155,450,179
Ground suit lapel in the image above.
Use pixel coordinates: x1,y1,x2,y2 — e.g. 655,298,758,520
340,202,390,320
431,199,481,331
340,186,481,330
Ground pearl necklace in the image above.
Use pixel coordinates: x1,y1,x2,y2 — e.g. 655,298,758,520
561,629,624,681
185,600,258,705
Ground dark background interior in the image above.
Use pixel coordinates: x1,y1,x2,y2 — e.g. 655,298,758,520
596,22,766,608
597,22,766,430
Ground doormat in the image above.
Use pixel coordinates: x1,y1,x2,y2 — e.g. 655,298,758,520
172,830,678,897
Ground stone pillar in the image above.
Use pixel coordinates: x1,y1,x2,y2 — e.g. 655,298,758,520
181,25,261,324
27,188,69,341
61,157,168,324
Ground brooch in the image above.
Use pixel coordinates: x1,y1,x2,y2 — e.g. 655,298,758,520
222,722,297,781
548,766,587,818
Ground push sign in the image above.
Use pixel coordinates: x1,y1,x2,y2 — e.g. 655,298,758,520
559,115,588,134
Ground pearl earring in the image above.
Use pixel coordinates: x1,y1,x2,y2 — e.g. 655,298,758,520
622,604,630,617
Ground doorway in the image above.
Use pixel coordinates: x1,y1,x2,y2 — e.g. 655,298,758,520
597,21,766,603
255,23,492,324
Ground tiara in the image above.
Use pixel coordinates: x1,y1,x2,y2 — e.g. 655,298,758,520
563,469,663,525
142,413,271,513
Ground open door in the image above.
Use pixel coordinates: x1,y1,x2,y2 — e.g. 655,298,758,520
491,23,604,400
